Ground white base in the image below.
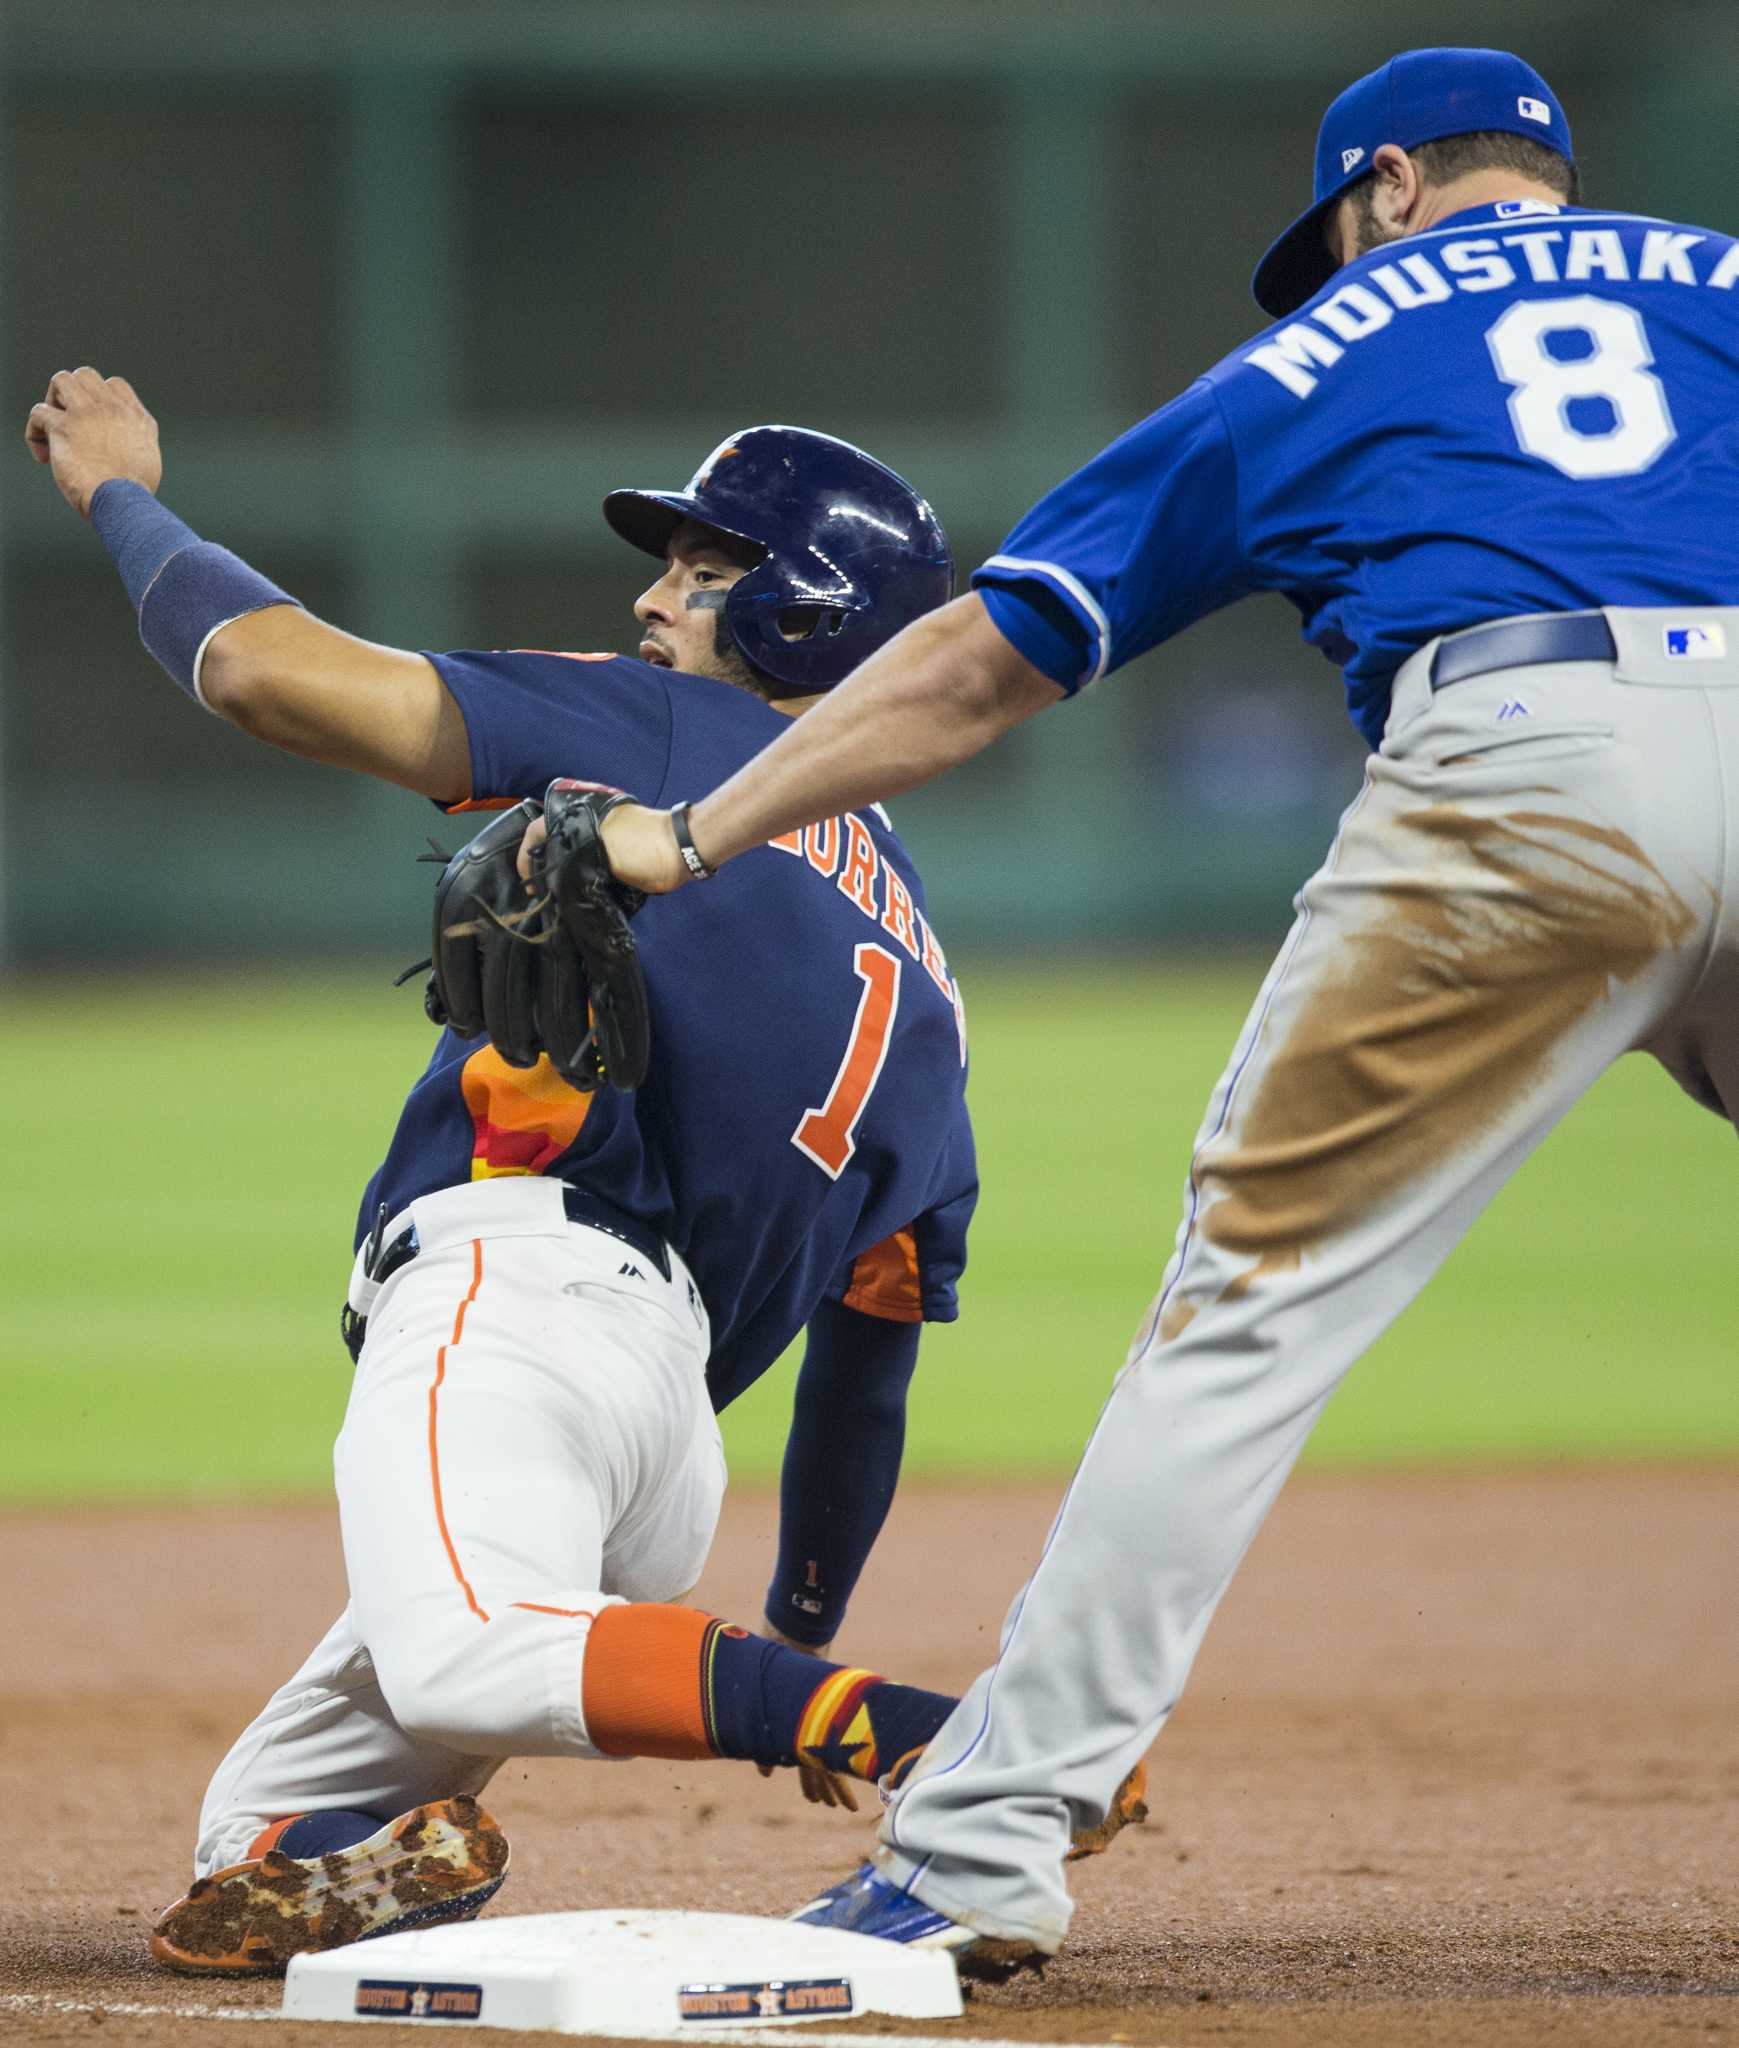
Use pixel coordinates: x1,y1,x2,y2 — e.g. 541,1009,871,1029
281,1909,964,2034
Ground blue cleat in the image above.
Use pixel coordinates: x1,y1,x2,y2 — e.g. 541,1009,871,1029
789,1863,1044,1980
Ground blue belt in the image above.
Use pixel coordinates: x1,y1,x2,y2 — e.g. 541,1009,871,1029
1430,612,1616,691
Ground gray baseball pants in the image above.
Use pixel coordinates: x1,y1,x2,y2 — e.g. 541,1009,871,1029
877,606,1739,1949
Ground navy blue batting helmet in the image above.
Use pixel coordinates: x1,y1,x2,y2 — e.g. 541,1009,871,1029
602,426,954,694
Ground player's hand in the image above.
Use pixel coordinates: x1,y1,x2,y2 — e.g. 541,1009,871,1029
601,800,690,897
757,1629,861,1813
25,368,163,519
518,801,688,898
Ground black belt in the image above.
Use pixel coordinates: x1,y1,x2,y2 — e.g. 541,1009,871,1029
558,1185,672,1282
1430,612,1616,691
341,1185,671,1364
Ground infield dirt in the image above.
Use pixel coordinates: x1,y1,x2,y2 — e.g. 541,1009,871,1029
3,1469,1736,2046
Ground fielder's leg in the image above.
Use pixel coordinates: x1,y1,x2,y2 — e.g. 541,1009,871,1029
873,646,1723,1950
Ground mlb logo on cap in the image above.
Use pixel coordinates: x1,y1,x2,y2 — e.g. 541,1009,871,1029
1517,95,1552,124
1664,624,1727,660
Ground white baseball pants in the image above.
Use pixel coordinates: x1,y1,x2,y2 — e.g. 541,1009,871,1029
194,1177,721,1876
879,606,1739,1949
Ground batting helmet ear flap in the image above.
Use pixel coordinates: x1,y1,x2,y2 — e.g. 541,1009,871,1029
604,426,953,694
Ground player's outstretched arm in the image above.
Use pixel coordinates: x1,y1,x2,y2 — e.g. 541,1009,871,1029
196,607,470,800
24,367,470,802
601,593,1062,892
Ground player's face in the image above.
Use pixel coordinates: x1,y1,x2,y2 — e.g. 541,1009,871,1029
1326,145,1427,270
634,521,764,685
1327,183,1391,268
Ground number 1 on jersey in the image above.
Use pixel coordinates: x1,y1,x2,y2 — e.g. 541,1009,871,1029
792,943,902,1179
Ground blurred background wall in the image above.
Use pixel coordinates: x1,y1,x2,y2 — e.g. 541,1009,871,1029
3,0,1734,963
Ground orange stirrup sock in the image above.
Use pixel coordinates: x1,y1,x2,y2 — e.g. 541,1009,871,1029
581,1604,715,1759
580,1602,960,1778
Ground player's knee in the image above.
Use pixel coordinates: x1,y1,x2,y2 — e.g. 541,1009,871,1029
373,1640,520,1756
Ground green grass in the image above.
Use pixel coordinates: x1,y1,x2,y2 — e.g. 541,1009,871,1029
1,963,1733,1505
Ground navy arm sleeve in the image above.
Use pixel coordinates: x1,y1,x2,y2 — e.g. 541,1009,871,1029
426,649,675,805
763,1299,921,1648
971,378,1251,692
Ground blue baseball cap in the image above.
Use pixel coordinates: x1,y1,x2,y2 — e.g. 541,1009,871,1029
1252,47,1574,319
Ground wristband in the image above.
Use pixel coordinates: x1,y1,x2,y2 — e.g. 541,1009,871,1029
90,478,302,705
668,800,717,880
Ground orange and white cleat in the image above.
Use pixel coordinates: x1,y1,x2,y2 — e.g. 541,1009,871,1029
878,1751,1149,1861
150,1796,509,1976
1065,1759,1150,1860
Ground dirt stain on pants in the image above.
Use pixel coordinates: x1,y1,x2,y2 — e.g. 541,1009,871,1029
1198,801,1698,1290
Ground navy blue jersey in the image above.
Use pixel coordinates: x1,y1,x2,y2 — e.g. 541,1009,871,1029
360,651,976,1410
974,203,1739,746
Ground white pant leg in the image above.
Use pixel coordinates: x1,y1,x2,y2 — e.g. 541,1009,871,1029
880,640,1734,1949
196,1181,718,1871
336,1187,718,1757
193,1609,498,1877
604,1391,729,1604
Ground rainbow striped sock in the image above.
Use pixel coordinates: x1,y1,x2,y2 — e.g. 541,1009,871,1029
699,1623,956,1783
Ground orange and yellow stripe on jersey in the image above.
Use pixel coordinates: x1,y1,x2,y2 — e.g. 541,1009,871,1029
459,1045,593,1180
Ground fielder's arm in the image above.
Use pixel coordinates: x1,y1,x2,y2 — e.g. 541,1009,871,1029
24,367,470,803
600,594,1064,893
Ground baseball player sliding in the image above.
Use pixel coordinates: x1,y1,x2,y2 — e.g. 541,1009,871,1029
584,47,1739,1972
25,401,1040,1970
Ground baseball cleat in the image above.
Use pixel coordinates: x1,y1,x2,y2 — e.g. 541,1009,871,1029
1065,1759,1150,1860
788,1863,1045,1981
150,1795,509,1976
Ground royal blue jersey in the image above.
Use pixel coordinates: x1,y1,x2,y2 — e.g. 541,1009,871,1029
359,651,976,1411
975,203,1739,746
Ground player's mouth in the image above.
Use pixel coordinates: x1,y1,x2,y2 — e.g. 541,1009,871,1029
639,638,674,668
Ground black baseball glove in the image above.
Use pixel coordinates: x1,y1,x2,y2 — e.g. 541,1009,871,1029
424,784,650,1094
529,779,650,1092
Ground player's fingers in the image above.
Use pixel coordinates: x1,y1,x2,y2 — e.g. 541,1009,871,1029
106,373,144,407
24,404,58,461
47,367,103,409
798,1765,857,1812
517,816,549,887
